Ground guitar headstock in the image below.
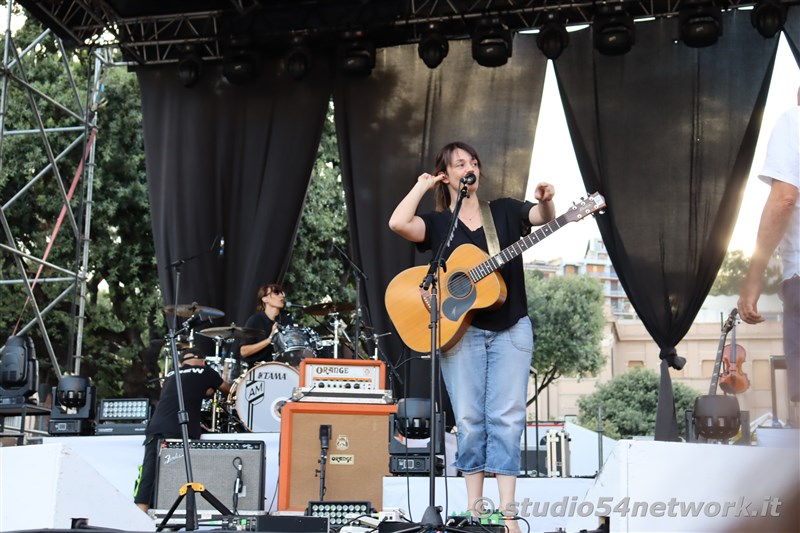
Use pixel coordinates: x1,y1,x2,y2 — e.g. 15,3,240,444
564,192,607,223
722,308,738,333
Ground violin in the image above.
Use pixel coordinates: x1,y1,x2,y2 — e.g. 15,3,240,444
719,310,750,395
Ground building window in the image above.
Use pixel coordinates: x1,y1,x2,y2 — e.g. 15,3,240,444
627,360,644,369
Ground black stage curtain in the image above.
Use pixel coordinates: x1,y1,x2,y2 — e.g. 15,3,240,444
333,36,547,394
786,8,800,63
138,59,333,331
555,11,777,440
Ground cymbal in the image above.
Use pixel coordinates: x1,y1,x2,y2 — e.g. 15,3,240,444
164,302,224,319
304,301,355,316
197,324,264,340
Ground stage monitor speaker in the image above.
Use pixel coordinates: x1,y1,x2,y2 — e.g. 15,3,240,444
278,402,397,511
155,439,265,513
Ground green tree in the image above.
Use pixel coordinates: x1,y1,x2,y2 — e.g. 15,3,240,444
710,249,781,296
576,367,699,439
525,272,606,403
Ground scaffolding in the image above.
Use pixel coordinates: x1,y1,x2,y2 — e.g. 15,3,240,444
0,0,111,377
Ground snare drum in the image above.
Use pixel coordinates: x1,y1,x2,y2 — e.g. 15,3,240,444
273,325,318,366
227,362,299,432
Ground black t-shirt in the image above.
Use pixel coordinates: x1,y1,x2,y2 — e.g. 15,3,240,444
418,197,534,332
240,310,292,364
146,365,223,439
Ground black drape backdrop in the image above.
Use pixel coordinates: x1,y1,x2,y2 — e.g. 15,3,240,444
137,57,333,331
554,11,779,440
137,16,794,426
333,36,547,394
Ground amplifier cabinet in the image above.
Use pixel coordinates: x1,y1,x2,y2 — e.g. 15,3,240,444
278,402,397,511
155,439,265,513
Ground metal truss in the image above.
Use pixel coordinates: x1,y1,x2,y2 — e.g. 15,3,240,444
16,0,778,66
1,0,109,377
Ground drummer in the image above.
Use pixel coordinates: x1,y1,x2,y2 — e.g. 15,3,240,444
240,283,292,364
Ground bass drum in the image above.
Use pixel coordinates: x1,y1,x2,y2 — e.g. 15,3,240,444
228,362,299,432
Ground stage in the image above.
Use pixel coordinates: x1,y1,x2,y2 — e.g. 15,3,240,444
0,425,797,532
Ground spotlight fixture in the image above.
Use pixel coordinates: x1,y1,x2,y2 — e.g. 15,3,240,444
593,4,636,56
472,16,513,67
285,36,312,81
176,46,202,88
338,30,376,77
49,375,97,436
678,0,723,48
418,23,449,69
751,0,787,38
223,48,259,85
0,336,38,405
537,13,569,61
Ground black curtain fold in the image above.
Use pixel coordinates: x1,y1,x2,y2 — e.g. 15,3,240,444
554,12,778,440
333,37,547,388
138,58,333,329
785,8,800,63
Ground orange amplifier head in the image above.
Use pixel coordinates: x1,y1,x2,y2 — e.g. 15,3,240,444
299,358,386,389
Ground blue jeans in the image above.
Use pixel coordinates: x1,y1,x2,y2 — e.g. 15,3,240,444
440,316,533,475
783,276,799,402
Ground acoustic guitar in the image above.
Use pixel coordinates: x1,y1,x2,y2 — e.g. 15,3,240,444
385,192,606,353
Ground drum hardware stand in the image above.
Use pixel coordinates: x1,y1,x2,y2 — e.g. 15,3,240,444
333,241,368,358
158,250,232,531
329,312,352,359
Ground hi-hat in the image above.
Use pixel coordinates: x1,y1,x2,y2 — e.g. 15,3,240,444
304,301,355,316
198,324,264,340
164,302,224,319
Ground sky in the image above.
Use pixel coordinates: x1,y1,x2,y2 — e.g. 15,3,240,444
525,35,800,263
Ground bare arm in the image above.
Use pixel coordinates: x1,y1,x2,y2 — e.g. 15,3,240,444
738,180,798,324
528,182,556,226
388,173,444,242
239,322,278,358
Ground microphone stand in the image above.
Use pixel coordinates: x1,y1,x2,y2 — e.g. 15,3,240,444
317,425,331,501
333,242,368,358
157,246,231,531
400,181,470,531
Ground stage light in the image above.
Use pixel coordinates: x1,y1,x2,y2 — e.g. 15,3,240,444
593,4,635,56
223,49,258,85
306,501,372,527
472,16,512,67
176,47,202,88
751,0,787,38
338,31,375,77
285,37,312,80
394,397,431,439
537,13,569,60
418,24,449,69
49,375,96,436
678,0,723,48
0,336,38,405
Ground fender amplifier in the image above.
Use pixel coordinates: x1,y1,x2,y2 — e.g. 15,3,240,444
154,439,265,513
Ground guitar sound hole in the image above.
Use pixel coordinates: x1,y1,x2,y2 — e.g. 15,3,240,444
447,272,473,299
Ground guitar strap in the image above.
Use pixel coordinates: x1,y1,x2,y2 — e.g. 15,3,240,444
480,200,500,256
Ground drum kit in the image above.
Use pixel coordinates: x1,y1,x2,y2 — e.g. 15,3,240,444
162,299,361,433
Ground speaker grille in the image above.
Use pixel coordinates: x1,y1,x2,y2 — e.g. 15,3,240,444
154,439,265,513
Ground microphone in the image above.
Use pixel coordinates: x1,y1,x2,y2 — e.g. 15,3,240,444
218,236,225,257
460,173,476,185
319,424,331,451
233,457,243,493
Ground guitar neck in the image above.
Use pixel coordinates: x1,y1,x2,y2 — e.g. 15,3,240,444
709,333,727,395
469,213,569,281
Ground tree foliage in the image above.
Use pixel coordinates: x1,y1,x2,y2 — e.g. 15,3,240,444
710,249,781,296
576,367,699,439
525,272,606,403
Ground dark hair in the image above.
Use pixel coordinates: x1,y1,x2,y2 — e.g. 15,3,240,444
179,347,204,362
432,141,482,211
256,283,284,312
